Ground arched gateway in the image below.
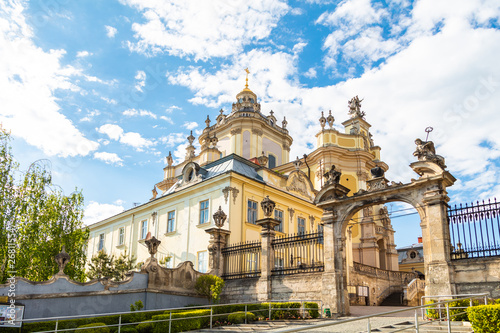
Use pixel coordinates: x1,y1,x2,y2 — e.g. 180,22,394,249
314,141,456,315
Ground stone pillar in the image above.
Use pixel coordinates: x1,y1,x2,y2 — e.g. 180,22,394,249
256,218,280,300
205,228,231,277
421,187,456,296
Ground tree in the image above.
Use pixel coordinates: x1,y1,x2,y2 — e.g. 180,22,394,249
195,275,225,304
87,250,135,281
0,127,89,283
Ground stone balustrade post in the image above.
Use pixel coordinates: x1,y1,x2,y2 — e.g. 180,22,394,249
205,228,231,277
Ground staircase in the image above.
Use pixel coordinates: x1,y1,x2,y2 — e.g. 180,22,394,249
375,320,473,332
380,292,403,306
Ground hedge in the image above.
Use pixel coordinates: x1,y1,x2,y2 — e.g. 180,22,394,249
467,304,500,333
152,309,210,333
76,323,110,333
228,311,256,324
304,302,320,319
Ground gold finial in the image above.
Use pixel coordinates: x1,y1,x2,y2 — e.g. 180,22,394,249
244,68,250,89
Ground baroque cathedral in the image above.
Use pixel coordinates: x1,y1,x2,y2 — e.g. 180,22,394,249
87,74,398,275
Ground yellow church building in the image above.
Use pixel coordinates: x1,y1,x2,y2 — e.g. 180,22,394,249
87,75,399,275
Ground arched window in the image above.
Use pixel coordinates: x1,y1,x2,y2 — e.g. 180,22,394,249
268,154,276,169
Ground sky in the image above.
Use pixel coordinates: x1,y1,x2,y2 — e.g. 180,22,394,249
1,0,500,248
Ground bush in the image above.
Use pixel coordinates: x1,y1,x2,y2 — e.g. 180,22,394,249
467,304,500,333
304,302,320,319
152,309,210,333
228,311,256,324
76,323,110,333
262,302,301,320
195,275,225,303
136,320,153,333
119,326,138,333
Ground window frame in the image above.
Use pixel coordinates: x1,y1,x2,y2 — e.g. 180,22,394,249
274,209,284,232
297,217,306,235
167,210,176,233
118,227,124,245
247,199,258,224
197,251,208,273
140,220,148,239
199,200,210,224
268,153,277,169
98,233,104,251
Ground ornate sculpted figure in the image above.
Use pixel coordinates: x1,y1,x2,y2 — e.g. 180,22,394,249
324,165,342,185
348,96,366,119
413,138,446,169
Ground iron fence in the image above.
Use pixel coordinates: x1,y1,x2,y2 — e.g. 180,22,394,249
448,198,500,259
272,231,324,275
221,240,261,279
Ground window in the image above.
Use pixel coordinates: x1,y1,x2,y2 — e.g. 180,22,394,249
268,154,276,169
247,200,258,224
118,228,124,245
274,209,283,232
199,200,209,224
98,233,104,251
140,220,148,239
298,217,305,235
167,211,175,233
197,251,207,273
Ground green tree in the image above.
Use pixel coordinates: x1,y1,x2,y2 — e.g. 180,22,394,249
0,127,89,283
87,250,135,281
195,275,225,304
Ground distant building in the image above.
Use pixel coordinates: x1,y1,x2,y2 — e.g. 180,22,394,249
87,75,398,275
397,237,424,274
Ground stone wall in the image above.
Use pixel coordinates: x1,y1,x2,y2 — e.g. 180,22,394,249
222,273,323,304
452,257,500,298
0,259,208,320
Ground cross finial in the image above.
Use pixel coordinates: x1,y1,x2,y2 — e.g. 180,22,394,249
245,68,250,89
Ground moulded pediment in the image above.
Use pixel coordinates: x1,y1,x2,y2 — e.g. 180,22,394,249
285,170,317,201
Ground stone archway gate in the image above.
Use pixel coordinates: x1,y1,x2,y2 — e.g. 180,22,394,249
315,158,457,315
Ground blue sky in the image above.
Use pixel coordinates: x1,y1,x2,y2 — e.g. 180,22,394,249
1,0,500,248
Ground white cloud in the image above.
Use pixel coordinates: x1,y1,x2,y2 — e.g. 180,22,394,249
97,124,123,140
165,105,182,113
83,201,124,225
160,116,174,124
304,67,317,79
105,25,117,38
182,121,198,130
123,108,157,119
159,133,187,147
76,50,92,58
80,109,101,122
97,123,155,150
134,70,146,92
123,0,289,60
0,1,99,157
93,151,124,166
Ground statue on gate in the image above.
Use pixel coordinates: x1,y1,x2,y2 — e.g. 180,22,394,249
323,165,342,185
413,138,446,169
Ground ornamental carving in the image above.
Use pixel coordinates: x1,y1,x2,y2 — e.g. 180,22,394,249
413,139,446,169
230,128,242,136
323,165,341,185
222,186,239,204
286,174,308,197
252,128,263,136
366,177,389,191
145,236,161,258
213,206,227,228
348,96,366,119
261,196,276,217
54,246,71,276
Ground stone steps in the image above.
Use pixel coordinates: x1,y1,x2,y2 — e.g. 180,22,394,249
372,320,473,333
191,319,326,332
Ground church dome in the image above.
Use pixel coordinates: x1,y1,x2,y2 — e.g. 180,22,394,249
232,69,261,113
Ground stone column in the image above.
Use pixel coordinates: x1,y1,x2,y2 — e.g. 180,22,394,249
421,186,456,296
205,206,231,277
256,196,281,300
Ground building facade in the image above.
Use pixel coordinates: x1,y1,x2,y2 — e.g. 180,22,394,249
87,78,398,276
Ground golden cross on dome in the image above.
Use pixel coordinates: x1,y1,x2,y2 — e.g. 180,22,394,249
245,68,250,89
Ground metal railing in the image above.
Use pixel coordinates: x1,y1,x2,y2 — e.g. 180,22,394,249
272,294,487,333
272,231,324,276
1,299,322,333
222,240,262,279
448,198,500,259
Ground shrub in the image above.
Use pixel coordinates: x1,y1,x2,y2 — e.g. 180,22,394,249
152,309,210,333
304,302,320,319
228,311,256,324
262,302,301,320
195,275,225,304
119,326,138,333
76,323,110,333
136,320,153,333
467,304,500,333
